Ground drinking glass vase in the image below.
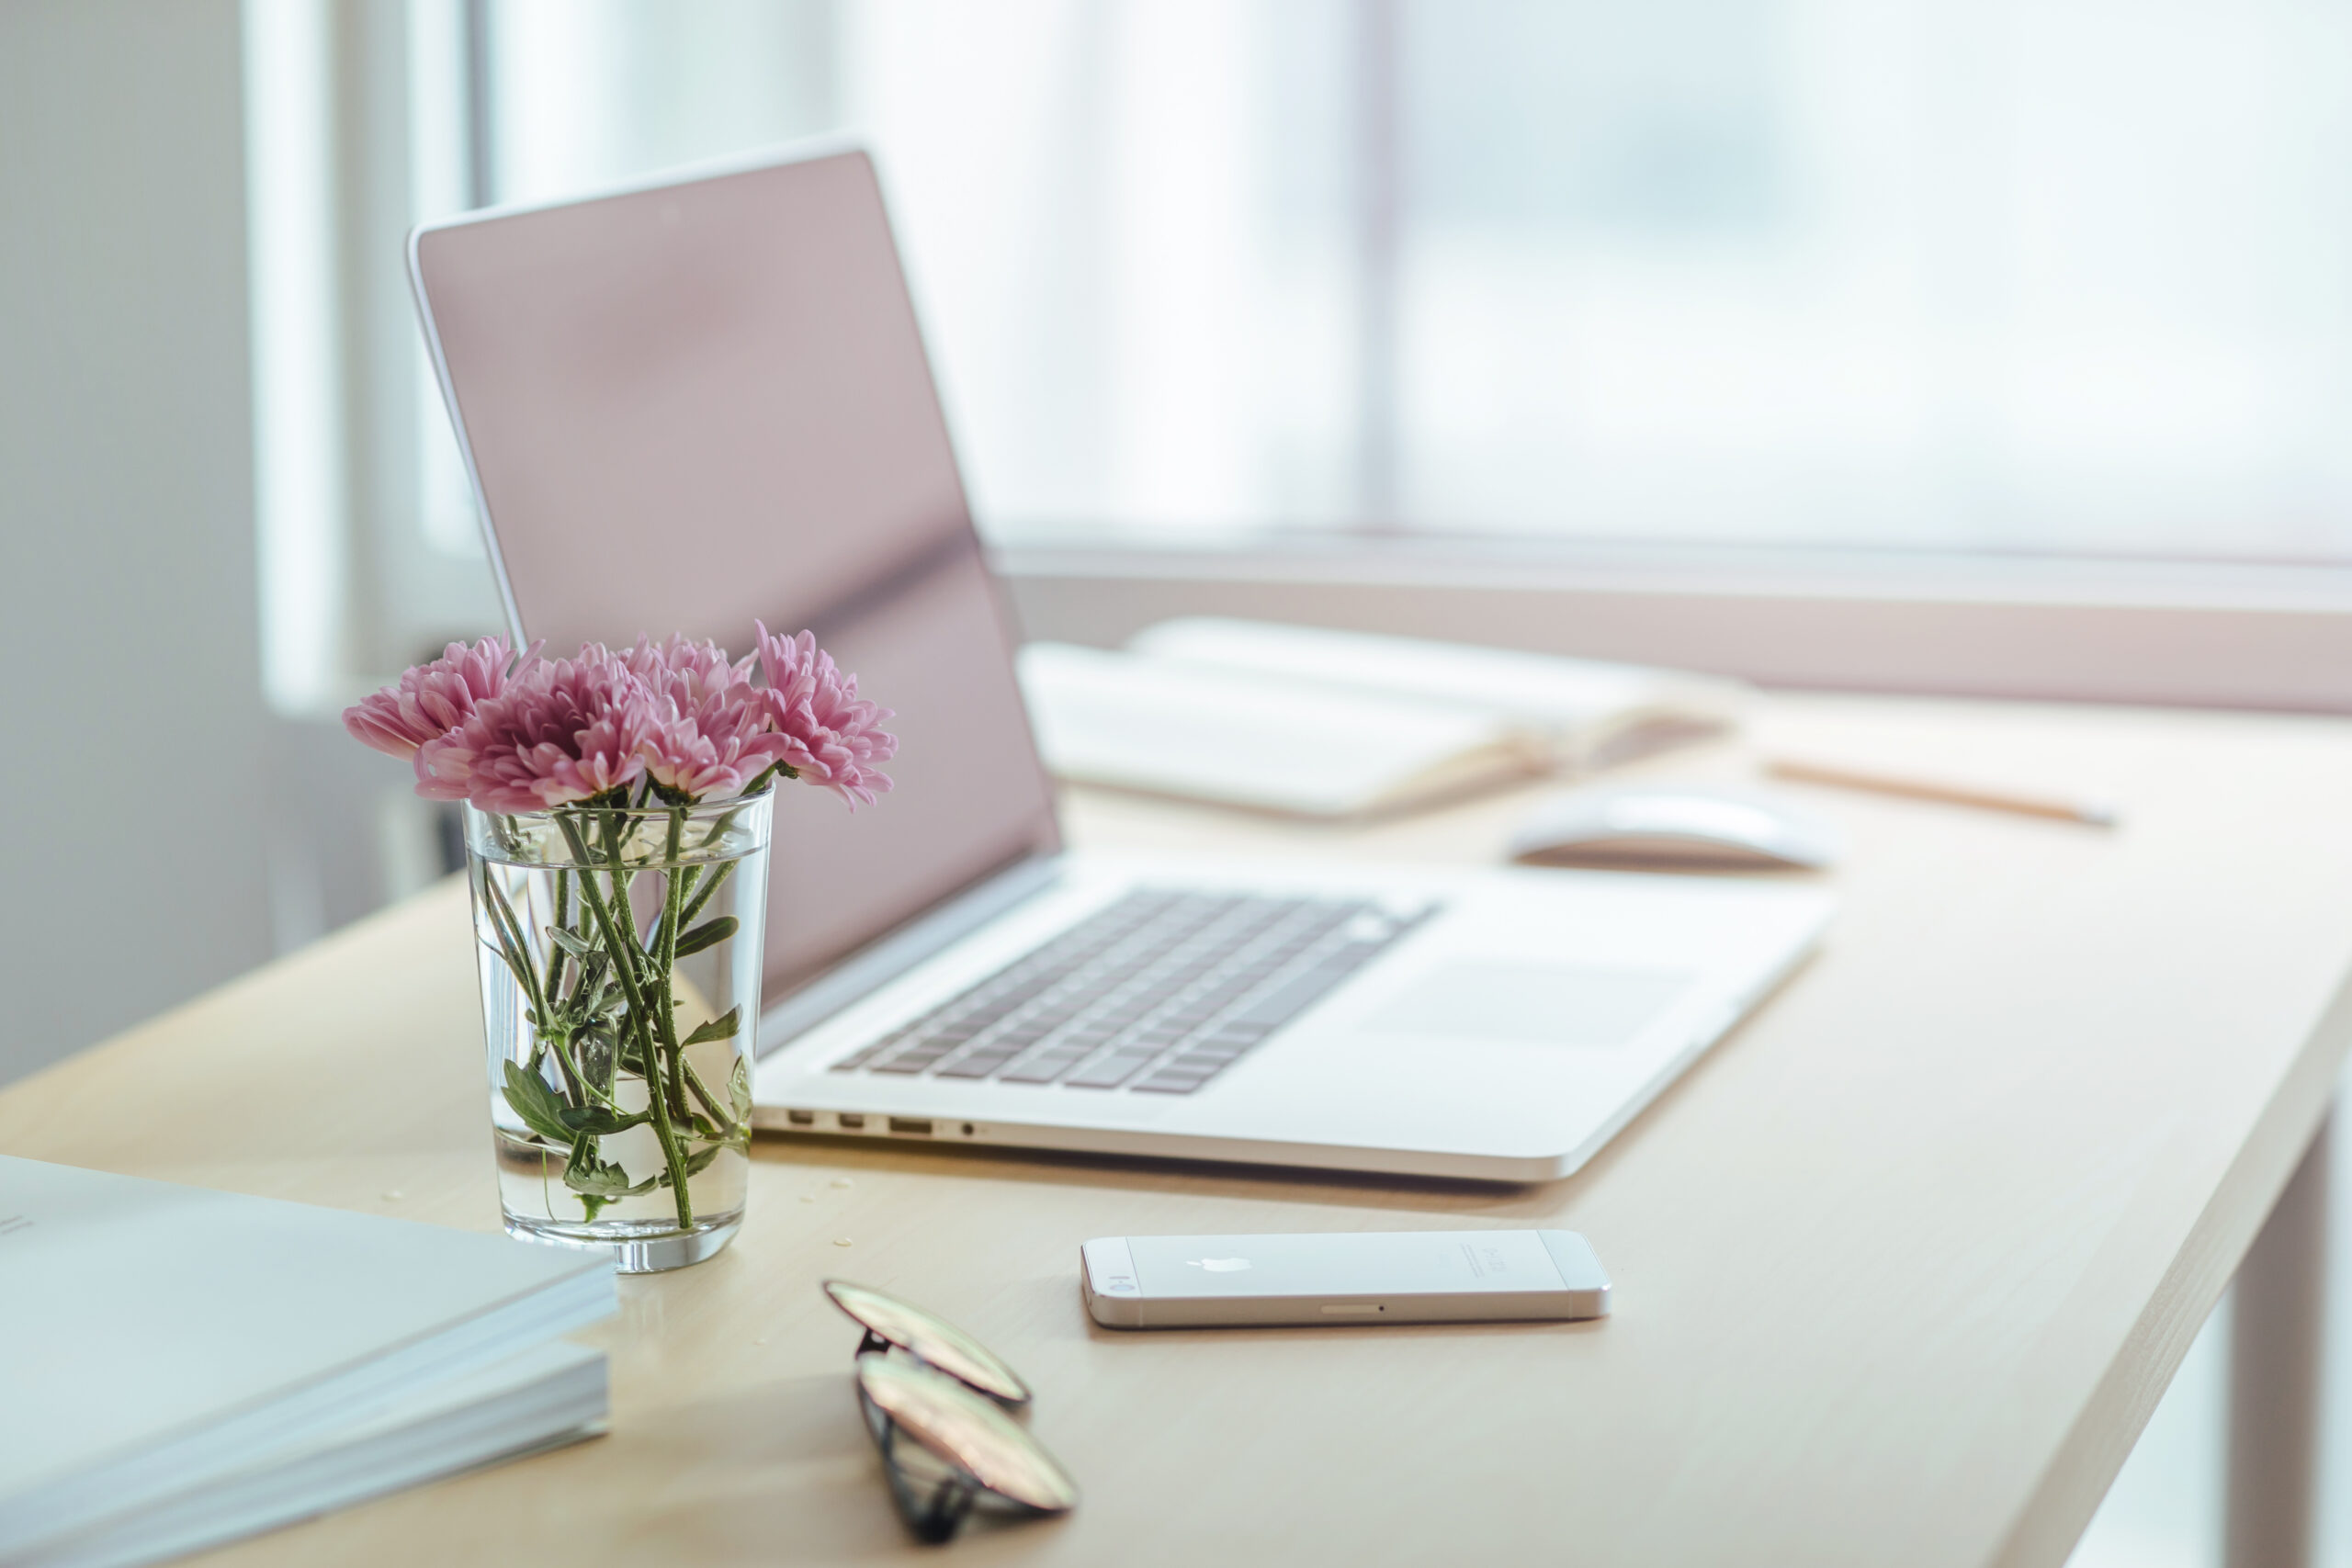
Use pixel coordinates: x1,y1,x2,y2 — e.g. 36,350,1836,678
463,794,771,1272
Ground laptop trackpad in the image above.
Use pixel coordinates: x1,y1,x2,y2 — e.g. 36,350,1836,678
1367,964,1694,1045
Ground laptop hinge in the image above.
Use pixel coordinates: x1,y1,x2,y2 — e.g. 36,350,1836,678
755,852,1064,1055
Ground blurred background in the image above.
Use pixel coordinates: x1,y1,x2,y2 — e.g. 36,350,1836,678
10,5,2352,1560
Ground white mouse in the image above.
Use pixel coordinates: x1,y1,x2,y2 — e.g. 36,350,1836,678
1508,784,1841,872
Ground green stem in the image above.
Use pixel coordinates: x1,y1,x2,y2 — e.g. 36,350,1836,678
683,1056,731,1129
600,812,635,951
544,1029,588,1106
691,769,781,853
643,1105,692,1221
642,864,689,960
540,867,571,1008
653,809,691,1122
556,813,695,1229
676,857,735,931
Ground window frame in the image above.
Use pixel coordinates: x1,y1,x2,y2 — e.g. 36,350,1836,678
996,535,2352,713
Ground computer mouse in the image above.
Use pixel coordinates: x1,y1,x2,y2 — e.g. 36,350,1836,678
1507,784,1841,872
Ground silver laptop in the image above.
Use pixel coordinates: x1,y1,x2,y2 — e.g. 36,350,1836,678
409,144,1832,1182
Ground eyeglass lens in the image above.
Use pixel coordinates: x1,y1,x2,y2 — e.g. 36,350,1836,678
822,1279,1034,1405
855,1354,1080,1514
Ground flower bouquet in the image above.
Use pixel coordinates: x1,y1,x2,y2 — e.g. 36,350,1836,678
346,625,894,1270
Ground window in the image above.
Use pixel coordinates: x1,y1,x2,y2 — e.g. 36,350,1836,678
246,0,2352,705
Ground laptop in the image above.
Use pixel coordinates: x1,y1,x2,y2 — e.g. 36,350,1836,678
408,143,1832,1183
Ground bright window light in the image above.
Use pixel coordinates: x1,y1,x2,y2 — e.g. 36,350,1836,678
243,0,349,711
460,0,2352,564
250,0,2352,645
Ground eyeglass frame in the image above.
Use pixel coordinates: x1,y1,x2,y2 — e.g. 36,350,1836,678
827,1281,1074,1543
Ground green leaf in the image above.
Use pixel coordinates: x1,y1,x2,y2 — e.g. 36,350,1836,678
656,1142,729,1187
501,1061,576,1145
575,1030,616,1095
672,917,739,960
728,1058,753,1124
559,1104,645,1137
481,874,546,1014
680,1007,741,1048
564,973,619,1025
548,925,599,960
564,1162,656,1199
479,937,536,998
563,1137,657,1198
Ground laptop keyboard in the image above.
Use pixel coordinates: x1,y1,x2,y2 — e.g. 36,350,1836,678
830,889,1439,1095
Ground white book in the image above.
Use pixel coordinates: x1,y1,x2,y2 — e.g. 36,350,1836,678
1016,620,1742,818
1129,618,1744,769
34,1341,606,1568
0,1156,616,1565
1017,642,1537,818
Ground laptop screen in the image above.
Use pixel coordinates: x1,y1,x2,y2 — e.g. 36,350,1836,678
410,148,1062,998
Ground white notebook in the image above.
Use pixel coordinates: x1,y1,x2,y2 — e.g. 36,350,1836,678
38,1341,605,1568
0,1156,616,1564
1018,619,1742,818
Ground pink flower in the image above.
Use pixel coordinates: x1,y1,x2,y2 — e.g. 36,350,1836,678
638,714,781,800
621,634,755,712
417,646,656,812
755,622,899,807
624,635,798,799
342,637,532,759
359,625,896,815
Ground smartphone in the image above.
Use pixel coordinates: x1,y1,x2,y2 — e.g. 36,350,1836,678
1080,1229,1611,1328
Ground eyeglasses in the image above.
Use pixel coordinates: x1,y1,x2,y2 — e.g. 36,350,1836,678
822,1280,1079,1543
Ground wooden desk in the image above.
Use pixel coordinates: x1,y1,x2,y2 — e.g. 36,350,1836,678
7,693,2352,1568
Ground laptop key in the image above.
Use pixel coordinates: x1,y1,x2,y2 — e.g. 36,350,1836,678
997,1051,1091,1085
840,888,1439,1094
1220,943,1389,1032
831,1035,902,1070
1065,1050,1164,1089
937,1053,1020,1079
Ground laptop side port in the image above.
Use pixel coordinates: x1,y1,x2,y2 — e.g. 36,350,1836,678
837,1112,866,1129
888,1117,934,1135
785,1109,815,1126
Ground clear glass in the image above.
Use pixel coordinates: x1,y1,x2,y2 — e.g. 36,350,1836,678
463,794,771,1271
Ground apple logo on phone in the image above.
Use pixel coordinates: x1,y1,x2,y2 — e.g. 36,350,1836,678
1186,1258,1251,1272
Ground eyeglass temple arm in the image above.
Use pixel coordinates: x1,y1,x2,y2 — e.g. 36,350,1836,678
861,1374,980,1543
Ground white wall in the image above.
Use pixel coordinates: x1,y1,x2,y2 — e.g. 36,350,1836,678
0,0,275,1084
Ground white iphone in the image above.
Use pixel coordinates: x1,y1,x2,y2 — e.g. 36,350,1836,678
1080,1229,1611,1328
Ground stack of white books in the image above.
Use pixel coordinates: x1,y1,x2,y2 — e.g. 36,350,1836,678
1017,618,1745,818
0,1156,615,1568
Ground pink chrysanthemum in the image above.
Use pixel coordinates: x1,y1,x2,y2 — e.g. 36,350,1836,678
620,634,754,712
622,635,800,800
342,637,531,759
357,625,895,815
416,646,657,812
755,622,899,807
